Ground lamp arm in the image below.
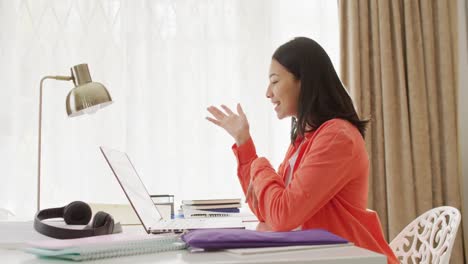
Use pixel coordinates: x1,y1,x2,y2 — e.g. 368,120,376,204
37,75,73,212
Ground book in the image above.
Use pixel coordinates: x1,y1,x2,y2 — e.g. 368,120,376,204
24,233,186,261
181,203,241,210
182,208,240,218
200,208,240,213
182,198,241,205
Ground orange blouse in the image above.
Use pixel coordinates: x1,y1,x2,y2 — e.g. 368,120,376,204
232,119,399,264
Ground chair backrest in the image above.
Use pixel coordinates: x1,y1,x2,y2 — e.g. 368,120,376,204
389,206,461,264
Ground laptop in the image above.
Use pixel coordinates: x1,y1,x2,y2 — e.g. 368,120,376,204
100,146,245,233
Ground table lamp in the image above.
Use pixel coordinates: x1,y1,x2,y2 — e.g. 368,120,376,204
37,64,112,211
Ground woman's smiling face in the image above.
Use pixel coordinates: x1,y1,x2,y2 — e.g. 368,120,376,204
266,59,301,119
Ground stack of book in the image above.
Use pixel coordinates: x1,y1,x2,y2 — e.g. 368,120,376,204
181,198,241,218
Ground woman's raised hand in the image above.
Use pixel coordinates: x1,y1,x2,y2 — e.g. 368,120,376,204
206,103,251,146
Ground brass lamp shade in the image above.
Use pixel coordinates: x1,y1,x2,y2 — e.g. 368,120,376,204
66,82,112,117
65,64,112,117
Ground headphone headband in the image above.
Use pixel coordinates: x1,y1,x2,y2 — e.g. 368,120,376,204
34,201,116,239
35,206,65,221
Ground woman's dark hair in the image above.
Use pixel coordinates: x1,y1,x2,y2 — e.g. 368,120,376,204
272,37,369,143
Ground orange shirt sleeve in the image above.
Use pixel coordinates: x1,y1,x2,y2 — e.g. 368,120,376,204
231,137,265,221
251,126,357,231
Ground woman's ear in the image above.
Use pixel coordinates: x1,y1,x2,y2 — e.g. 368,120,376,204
295,79,301,90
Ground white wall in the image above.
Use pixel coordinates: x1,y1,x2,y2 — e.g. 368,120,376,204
458,0,468,257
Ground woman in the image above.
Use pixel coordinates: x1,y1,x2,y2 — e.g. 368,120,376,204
206,37,398,263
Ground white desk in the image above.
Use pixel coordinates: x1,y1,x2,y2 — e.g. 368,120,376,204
0,222,386,264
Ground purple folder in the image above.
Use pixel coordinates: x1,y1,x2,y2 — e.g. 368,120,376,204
181,228,348,250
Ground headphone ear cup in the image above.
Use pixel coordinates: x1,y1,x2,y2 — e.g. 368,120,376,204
63,201,92,225
92,211,114,234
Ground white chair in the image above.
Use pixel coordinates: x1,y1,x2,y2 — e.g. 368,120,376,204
389,206,461,264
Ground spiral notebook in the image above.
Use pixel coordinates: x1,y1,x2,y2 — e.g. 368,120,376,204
24,233,186,261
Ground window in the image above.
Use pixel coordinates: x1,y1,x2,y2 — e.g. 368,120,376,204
0,0,338,218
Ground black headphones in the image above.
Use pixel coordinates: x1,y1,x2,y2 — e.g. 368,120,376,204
34,201,120,239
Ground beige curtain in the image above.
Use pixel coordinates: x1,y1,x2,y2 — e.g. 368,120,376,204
339,0,465,263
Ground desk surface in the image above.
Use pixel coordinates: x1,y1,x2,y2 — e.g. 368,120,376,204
2,245,385,264
0,222,387,264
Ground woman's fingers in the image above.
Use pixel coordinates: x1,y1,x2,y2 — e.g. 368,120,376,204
221,105,235,116
206,104,250,143
205,116,221,126
207,106,227,120
237,103,246,117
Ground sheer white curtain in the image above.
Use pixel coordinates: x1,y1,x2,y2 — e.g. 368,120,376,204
0,0,338,218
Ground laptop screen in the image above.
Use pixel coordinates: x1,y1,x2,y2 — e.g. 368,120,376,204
100,146,162,232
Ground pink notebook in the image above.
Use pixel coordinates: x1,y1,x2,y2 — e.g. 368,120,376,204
27,233,177,249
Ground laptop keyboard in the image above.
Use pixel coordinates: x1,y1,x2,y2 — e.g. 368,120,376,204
158,218,217,229
151,217,244,233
